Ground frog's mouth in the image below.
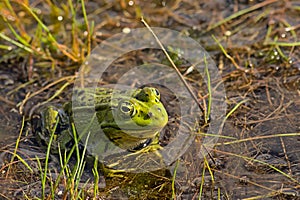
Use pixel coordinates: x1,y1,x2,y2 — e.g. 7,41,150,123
128,138,152,152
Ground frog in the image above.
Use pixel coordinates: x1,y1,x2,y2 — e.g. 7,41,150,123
31,86,169,173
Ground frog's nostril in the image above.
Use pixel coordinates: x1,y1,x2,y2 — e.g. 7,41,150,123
143,112,153,120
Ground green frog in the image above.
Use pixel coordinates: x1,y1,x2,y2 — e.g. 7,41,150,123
32,87,169,173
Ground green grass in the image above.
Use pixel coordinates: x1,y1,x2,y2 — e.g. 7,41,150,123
34,120,95,199
1,0,90,65
8,116,33,174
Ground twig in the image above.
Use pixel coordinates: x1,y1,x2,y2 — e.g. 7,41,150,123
212,35,247,71
141,17,205,114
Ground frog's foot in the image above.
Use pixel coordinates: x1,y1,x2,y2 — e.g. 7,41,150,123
101,163,127,178
102,134,165,176
125,142,162,158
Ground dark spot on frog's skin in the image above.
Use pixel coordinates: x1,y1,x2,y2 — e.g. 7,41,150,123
155,99,159,103
65,140,74,149
157,108,161,112
77,90,85,96
138,111,143,118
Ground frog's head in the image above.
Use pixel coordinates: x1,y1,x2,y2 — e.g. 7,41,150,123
103,87,168,140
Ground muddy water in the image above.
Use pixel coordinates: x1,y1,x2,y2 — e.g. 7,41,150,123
218,80,300,198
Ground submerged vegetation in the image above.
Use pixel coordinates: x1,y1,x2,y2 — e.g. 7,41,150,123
0,0,299,199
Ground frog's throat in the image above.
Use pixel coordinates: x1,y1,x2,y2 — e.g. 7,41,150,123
101,123,161,138
103,129,158,151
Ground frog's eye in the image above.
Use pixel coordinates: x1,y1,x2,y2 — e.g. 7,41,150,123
120,101,136,117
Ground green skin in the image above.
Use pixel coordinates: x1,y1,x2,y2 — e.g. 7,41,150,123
34,87,168,157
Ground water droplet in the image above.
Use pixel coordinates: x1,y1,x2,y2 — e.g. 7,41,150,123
122,27,131,34
57,16,63,21
7,15,15,21
225,30,231,36
128,0,134,6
